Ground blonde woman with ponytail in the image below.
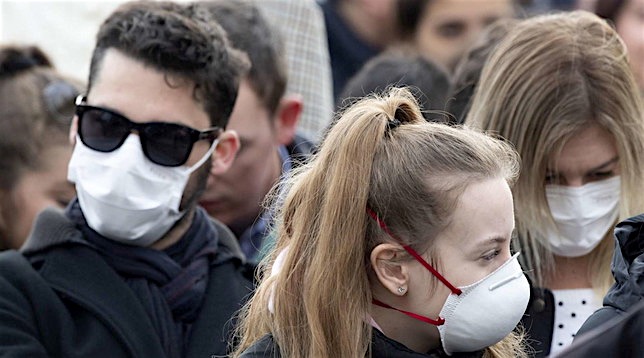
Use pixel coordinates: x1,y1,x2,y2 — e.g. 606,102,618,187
465,11,644,357
233,87,529,358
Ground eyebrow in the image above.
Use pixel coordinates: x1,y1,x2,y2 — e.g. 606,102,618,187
587,156,619,173
546,156,619,175
476,236,508,249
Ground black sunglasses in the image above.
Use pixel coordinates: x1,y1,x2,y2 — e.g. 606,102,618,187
75,96,222,167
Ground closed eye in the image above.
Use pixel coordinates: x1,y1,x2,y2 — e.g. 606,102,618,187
587,171,615,181
437,21,466,38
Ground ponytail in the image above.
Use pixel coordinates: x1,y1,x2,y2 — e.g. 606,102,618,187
233,87,522,358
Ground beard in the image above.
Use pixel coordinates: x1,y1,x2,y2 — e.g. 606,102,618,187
178,155,212,213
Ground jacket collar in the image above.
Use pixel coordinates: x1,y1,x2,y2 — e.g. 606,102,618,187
604,213,644,311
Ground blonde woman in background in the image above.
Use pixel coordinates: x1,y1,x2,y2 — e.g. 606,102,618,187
466,11,644,357
233,88,530,358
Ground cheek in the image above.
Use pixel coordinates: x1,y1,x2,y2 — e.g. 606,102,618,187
415,28,451,68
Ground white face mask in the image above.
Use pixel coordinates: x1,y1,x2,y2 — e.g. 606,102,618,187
544,176,620,257
367,209,529,355
437,253,530,355
67,135,216,246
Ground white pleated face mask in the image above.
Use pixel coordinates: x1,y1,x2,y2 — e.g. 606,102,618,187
68,135,216,246
544,176,620,257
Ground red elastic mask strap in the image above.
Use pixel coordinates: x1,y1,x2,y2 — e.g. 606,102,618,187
373,299,445,326
366,208,462,295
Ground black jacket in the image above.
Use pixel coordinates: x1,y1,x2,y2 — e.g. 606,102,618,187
521,284,556,357
575,214,644,337
0,208,254,357
239,329,484,358
557,298,644,357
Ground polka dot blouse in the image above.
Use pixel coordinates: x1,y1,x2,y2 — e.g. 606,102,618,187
549,288,600,357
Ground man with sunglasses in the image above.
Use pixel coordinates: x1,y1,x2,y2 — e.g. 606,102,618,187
0,2,254,357
199,1,314,264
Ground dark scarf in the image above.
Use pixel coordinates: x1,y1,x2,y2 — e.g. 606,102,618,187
66,200,218,358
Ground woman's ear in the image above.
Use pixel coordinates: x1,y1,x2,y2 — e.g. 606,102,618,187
371,243,411,296
210,130,240,175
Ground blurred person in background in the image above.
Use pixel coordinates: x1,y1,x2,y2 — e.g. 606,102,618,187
396,0,516,73
256,0,334,142
466,11,644,357
0,45,80,250
336,51,451,122
200,0,313,264
320,0,400,100
593,0,644,94
446,18,517,124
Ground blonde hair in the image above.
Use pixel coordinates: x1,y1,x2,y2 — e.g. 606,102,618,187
233,87,524,357
465,11,644,292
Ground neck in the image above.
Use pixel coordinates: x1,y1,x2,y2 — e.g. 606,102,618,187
337,1,393,49
372,307,441,353
544,254,592,289
151,208,195,250
370,291,441,353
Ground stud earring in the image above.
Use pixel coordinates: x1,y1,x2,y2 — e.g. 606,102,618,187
398,287,406,294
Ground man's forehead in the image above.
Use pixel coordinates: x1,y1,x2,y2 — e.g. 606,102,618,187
88,49,210,130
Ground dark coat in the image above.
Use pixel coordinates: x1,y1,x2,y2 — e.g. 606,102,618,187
575,213,644,337
557,299,644,357
0,208,254,358
239,329,484,358
521,284,556,357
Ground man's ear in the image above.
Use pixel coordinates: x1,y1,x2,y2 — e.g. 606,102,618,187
69,116,79,145
371,243,411,296
273,94,303,146
210,130,240,175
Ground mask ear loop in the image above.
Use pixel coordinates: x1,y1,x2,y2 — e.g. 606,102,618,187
366,207,462,327
372,299,446,325
366,208,462,295
185,139,219,172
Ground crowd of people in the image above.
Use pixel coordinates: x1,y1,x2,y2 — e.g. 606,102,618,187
0,0,643,357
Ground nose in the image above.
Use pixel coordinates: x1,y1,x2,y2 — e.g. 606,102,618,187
564,177,584,187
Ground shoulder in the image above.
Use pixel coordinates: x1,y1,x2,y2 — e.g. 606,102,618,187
575,306,622,338
371,328,481,358
210,216,246,262
238,334,281,358
558,300,644,357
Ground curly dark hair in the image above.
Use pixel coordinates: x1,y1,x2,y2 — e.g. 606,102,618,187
88,0,248,128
